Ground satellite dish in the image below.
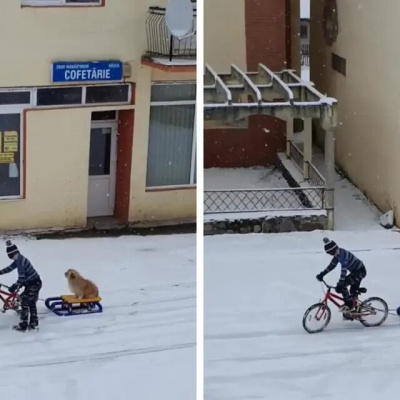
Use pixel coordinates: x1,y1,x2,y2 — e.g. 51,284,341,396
165,0,194,39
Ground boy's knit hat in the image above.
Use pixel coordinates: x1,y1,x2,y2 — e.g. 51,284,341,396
6,240,19,258
323,237,338,255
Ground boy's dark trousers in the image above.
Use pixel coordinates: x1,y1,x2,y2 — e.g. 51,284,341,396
20,279,42,327
340,265,367,306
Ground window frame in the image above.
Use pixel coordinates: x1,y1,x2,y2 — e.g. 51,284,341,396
0,108,25,201
146,82,196,190
0,84,131,109
21,0,102,7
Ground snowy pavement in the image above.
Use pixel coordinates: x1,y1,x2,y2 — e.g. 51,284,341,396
311,147,382,231
290,139,382,231
205,167,290,190
0,234,195,400
205,230,400,400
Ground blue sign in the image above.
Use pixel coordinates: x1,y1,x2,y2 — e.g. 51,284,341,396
51,61,123,83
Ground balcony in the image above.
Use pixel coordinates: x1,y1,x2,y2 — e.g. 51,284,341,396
143,6,196,70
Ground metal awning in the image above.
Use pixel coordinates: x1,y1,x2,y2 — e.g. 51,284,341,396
204,63,338,129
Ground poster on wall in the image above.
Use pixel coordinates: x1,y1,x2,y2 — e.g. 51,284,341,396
0,153,14,163
3,131,18,153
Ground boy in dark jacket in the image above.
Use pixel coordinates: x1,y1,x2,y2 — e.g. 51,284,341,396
316,237,367,313
0,240,42,331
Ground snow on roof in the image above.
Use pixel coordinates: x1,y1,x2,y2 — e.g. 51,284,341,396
301,0,310,19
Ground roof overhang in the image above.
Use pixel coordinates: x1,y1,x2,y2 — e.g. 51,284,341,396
204,63,338,129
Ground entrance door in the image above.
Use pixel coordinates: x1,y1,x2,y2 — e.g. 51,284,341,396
87,122,117,217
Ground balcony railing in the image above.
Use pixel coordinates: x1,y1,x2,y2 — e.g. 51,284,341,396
288,140,304,172
145,6,197,61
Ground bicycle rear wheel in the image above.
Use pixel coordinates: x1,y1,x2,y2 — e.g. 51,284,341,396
302,303,331,333
358,297,388,327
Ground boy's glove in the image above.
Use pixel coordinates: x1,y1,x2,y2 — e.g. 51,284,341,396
335,283,343,293
8,284,18,293
316,272,325,281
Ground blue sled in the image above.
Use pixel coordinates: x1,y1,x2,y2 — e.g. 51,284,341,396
45,295,103,317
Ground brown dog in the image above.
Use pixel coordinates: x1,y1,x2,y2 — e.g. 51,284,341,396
65,269,99,299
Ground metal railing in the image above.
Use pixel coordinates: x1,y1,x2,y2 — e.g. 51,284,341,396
308,162,326,187
288,141,304,172
204,187,325,214
146,6,197,61
301,44,310,66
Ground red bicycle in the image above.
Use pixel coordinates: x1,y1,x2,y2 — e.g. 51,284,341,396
302,279,388,333
0,283,21,315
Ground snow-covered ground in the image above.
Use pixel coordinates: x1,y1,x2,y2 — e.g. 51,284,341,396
0,234,195,400
204,167,304,217
312,147,381,230
205,229,400,400
290,136,382,231
205,167,289,190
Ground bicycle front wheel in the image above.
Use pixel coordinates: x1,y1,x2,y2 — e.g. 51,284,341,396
359,297,389,327
302,303,331,334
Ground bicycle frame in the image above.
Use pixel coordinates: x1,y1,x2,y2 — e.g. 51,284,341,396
315,280,359,321
0,284,20,312
321,286,346,309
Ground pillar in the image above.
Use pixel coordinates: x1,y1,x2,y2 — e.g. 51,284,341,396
324,128,335,230
285,117,294,157
320,105,338,231
303,118,312,179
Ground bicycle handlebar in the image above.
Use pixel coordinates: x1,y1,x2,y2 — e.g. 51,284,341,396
321,279,335,290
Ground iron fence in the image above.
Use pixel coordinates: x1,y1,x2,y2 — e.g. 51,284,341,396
289,141,304,172
146,6,197,61
204,187,325,214
308,162,326,187
301,44,310,66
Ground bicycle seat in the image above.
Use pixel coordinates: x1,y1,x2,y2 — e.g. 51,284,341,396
356,287,367,294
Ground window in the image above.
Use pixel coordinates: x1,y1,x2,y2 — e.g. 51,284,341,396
89,127,112,176
146,83,196,188
91,111,117,121
0,92,31,105
22,0,101,6
37,87,83,106
300,24,308,39
0,85,130,108
86,85,129,104
332,53,347,77
0,113,22,199
34,84,130,107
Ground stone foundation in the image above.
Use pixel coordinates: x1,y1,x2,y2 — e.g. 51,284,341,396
204,214,327,235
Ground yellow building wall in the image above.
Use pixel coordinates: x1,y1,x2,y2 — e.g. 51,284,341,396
128,65,196,223
0,108,91,231
0,68,196,231
0,0,168,87
0,2,196,231
204,0,247,73
311,0,400,219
